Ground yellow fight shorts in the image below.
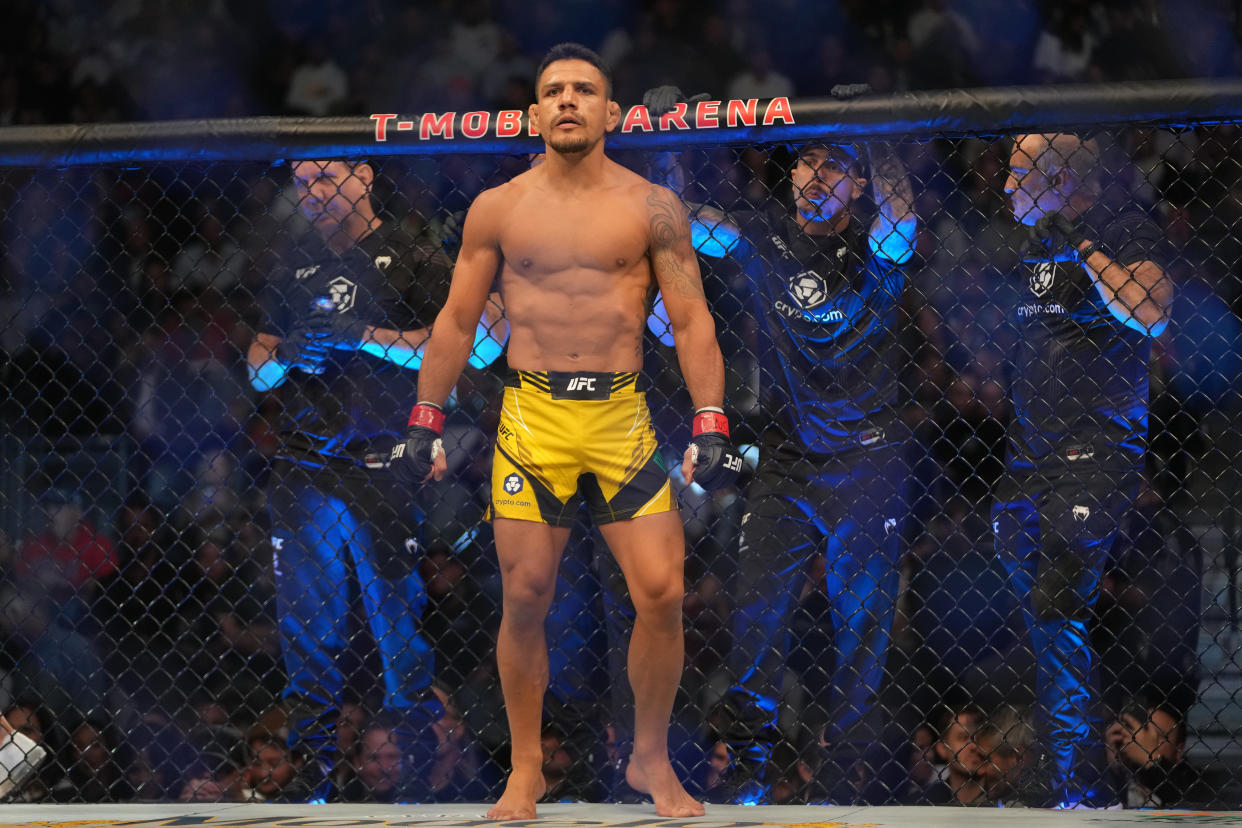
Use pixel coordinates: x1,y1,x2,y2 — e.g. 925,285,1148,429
490,370,677,526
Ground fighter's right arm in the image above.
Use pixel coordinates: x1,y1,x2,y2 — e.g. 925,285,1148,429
415,189,504,407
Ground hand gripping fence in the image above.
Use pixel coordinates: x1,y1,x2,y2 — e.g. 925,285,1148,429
0,79,1240,808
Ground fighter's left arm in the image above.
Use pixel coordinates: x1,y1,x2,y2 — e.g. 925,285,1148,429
866,141,917,265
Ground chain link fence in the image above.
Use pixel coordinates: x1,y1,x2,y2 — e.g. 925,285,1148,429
0,85,1240,808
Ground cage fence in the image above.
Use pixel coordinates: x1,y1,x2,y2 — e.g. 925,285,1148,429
0,82,1239,809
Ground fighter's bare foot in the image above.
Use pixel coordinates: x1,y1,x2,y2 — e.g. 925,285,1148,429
486,768,546,820
626,754,705,817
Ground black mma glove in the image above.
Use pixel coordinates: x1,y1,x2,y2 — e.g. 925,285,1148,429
688,408,744,490
275,327,330,373
306,298,369,349
390,402,445,485
642,85,710,117
1026,212,1088,260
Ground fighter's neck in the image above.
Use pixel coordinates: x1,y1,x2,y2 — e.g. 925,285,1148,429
539,145,611,188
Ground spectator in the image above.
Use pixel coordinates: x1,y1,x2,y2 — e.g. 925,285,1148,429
283,41,348,116
340,717,404,803
1032,9,1097,83
0,586,110,725
178,725,246,802
168,212,247,294
49,718,132,802
978,705,1034,805
906,0,980,89
15,488,117,625
1105,697,1202,807
912,704,989,805
428,684,494,801
242,732,304,802
94,496,188,708
449,0,505,83
0,706,49,801
726,48,794,102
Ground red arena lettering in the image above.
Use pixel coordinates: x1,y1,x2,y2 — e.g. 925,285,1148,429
461,111,490,139
659,102,690,130
371,113,398,142
762,96,795,126
726,98,758,127
620,105,653,133
419,111,455,140
695,100,721,129
496,110,522,137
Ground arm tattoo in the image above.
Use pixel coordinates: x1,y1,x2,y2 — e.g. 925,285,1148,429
648,186,705,299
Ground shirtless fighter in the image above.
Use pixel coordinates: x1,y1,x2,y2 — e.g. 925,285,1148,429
391,43,741,818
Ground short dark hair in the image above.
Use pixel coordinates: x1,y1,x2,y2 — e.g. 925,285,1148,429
535,42,613,99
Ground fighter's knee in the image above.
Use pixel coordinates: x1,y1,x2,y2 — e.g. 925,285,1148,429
501,574,557,617
628,580,684,618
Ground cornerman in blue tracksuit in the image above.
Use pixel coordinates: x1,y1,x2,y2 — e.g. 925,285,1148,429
999,133,1172,807
644,85,918,802
248,159,506,800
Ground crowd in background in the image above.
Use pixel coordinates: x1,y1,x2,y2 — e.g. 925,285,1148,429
0,0,1240,810
0,0,1240,128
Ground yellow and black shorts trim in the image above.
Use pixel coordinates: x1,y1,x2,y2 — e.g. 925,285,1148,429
490,370,676,527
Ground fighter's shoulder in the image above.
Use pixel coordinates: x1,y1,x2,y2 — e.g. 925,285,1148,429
620,167,685,216
464,180,522,234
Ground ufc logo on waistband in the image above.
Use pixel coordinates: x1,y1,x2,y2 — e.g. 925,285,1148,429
566,377,596,392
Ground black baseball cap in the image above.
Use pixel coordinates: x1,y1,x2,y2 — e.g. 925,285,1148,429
796,142,859,171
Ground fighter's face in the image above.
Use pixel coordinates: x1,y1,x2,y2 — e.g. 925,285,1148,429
1005,135,1068,226
790,148,859,222
293,160,371,228
530,59,620,156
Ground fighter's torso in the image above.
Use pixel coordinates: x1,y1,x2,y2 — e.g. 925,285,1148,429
495,165,656,372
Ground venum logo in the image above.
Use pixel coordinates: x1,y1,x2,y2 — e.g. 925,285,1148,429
1030,262,1056,297
503,473,524,494
328,276,357,312
1072,505,1091,522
